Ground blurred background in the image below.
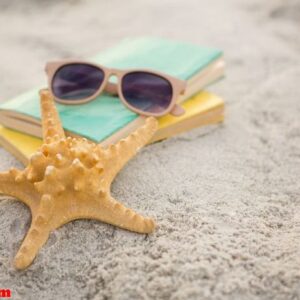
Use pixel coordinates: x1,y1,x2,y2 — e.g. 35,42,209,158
0,0,299,101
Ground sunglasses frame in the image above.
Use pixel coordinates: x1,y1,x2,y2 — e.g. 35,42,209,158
45,60,187,117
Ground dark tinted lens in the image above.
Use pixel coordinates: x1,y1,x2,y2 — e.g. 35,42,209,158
122,72,173,114
52,63,104,101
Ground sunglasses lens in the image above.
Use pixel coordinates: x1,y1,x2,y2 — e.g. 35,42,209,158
122,72,173,115
52,63,104,101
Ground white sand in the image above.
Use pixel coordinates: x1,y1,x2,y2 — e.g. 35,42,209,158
0,0,299,299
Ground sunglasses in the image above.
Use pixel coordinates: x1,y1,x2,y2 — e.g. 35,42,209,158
45,61,186,117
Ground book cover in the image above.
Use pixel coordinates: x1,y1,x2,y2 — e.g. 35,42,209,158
0,91,224,165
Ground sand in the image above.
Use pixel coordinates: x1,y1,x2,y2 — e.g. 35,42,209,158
0,0,299,299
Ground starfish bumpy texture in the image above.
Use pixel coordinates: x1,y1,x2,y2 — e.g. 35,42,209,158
0,89,158,270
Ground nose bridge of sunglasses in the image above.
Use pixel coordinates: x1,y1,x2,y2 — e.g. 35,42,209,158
104,74,119,95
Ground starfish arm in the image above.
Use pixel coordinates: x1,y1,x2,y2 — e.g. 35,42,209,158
0,170,38,209
89,195,156,234
39,89,65,143
103,117,158,184
14,194,53,270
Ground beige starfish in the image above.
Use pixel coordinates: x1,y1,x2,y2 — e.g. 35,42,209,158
0,89,158,270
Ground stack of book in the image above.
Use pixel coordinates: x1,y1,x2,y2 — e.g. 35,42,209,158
0,37,225,165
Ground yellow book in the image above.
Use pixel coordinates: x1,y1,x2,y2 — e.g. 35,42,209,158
0,126,42,165
0,91,224,165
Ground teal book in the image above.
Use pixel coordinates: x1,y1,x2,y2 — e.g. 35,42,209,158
0,37,224,144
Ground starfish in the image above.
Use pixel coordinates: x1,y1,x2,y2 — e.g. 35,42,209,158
0,89,158,270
